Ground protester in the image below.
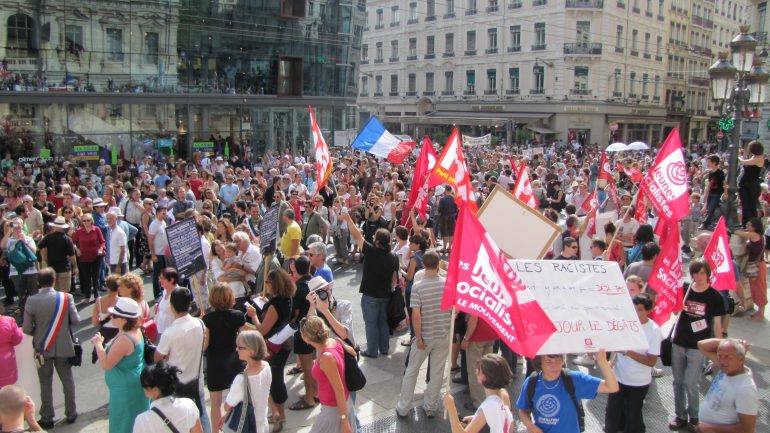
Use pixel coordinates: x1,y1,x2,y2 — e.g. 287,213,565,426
38,216,77,293
72,212,106,302
133,361,203,433
0,307,23,387
288,258,318,411
219,330,272,433
0,385,44,432
147,205,169,299
91,274,121,361
735,218,767,321
3,217,39,313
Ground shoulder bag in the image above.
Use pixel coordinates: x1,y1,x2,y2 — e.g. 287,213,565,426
339,339,366,392
223,372,257,433
151,407,181,433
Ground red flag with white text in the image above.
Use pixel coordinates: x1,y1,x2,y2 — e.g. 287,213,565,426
430,128,478,214
512,162,538,209
309,105,333,193
648,222,684,325
401,137,438,226
703,217,737,291
640,128,690,221
634,189,648,224
442,204,556,358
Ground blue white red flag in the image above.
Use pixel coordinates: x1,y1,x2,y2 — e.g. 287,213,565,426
351,117,415,163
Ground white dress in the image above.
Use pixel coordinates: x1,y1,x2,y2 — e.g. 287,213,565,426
476,394,513,433
225,362,272,433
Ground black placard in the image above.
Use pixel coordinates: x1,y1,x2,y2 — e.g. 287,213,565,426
165,217,206,280
260,204,280,254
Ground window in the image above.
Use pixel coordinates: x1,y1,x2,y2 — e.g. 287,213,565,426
144,32,159,64
467,30,476,52
642,73,649,96
631,29,638,52
576,21,590,45
427,36,435,56
616,25,624,50
390,40,399,60
7,14,34,56
656,36,662,58
510,25,521,51
362,44,369,60
376,9,383,26
376,42,383,61
409,2,418,21
409,38,417,57
309,2,315,16
468,0,477,12
644,32,650,55
427,0,436,18
408,73,416,93
654,75,661,98
108,104,123,118
647,0,653,13
280,0,306,18
375,75,383,94
361,76,368,94
629,72,637,96
509,68,520,93
487,28,498,52
466,70,476,92
364,11,369,28
277,57,302,96
391,6,400,25
64,25,84,59
486,69,496,92
445,33,454,53
534,23,546,49
106,28,124,61
446,0,455,15
534,66,544,92
614,69,621,94
445,71,454,92
9,104,35,118
426,72,435,93
574,67,588,91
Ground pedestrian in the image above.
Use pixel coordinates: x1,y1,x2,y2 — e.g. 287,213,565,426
738,141,764,223
72,212,106,303
0,307,23,388
91,274,121,362
2,217,39,314
299,315,357,433
91,297,150,433
133,361,203,433
443,353,515,433
202,282,245,429
148,205,169,299
38,216,77,293
735,218,767,321
118,273,151,324
288,257,318,411
220,330,272,433
0,384,44,433
106,211,129,275
21,268,80,429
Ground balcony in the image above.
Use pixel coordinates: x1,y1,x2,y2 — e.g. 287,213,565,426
443,12,456,18
530,88,545,94
643,53,651,59
508,46,522,52
465,49,477,56
641,95,649,100
630,50,639,56
570,88,592,96
423,91,436,96
389,57,400,62
359,93,369,97
487,5,500,12
408,18,419,24
692,15,714,29
658,14,664,21
484,89,497,95
506,89,520,95
390,21,400,27
533,0,547,5
375,24,384,30
465,8,477,15
374,58,384,64
389,92,399,96
374,92,383,96
632,6,640,13
689,76,709,87
563,42,602,55
628,93,637,98
464,88,476,95
361,59,369,64
617,1,625,7
566,0,604,8
690,45,712,57
645,10,653,17
441,90,455,95
485,48,499,54
613,91,623,97
697,109,707,116
615,46,624,53
425,15,436,21
406,91,418,96
655,55,663,61
443,52,455,57
424,53,436,59
532,43,547,50
407,55,417,61
509,0,523,8
653,95,660,101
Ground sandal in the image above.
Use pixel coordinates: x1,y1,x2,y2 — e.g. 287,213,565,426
287,366,303,375
288,399,317,411
401,337,414,347
272,418,285,433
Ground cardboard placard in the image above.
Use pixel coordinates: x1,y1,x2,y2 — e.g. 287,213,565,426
260,204,280,254
165,217,206,280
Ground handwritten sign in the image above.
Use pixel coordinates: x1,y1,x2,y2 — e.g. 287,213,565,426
259,204,280,254
510,260,650,354
165,217,206,280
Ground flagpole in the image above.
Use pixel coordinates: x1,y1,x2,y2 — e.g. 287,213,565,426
443,306,457,419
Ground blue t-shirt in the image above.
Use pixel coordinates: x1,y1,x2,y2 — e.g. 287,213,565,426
154,174,170,188
218,184,240,206
314,265,333,283
516,370,601,433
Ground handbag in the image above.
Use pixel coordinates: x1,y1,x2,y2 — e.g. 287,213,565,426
660,330,674,367
266,323,295,360
68,333,83,367
744,260,761,278
339,339,366,392
223,372,257,433
141,326,157,365
386,288,407,335
141,319,158,342
151,407,181,433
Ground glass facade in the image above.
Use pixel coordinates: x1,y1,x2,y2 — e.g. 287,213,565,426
0,0,364,160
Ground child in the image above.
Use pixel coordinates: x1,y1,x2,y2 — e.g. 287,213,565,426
217,242,248,285
626,275,645,298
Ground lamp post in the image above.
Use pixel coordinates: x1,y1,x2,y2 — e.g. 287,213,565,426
708,26,769,231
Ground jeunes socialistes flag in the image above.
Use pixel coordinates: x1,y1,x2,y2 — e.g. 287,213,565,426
648,221,684,325
640,128,689,221
401,136,438,226
703,217,737,291
308,105,332,193
430,128,478,214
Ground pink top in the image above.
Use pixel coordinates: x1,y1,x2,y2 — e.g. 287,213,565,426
0,315,23,387
311,340,348,406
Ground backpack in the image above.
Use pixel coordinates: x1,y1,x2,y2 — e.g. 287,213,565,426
526,369,585,432
8,239,38,274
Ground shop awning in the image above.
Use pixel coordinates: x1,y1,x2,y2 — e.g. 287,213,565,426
526,125,560,135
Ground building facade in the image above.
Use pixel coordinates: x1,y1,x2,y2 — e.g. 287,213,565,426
0,0,365,160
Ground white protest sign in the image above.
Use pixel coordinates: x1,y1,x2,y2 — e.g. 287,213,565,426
462,133,491,146
510,260,650,354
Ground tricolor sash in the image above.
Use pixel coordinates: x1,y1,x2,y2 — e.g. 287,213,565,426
39,292,68,353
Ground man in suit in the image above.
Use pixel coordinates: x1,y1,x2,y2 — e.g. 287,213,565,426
22,267,80,429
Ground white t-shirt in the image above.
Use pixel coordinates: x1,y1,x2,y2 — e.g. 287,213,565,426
476,394,513,433
615,218,640,246
613,319,662,386
155,290,175,335
109,226,128,265
699,368,759,425
157,315,205,383
238,244,262,283
132,396,199,433
148,219,168,255
225,366,272,433
393,242,410,268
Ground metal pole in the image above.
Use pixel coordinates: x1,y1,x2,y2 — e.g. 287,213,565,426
725,87,744,232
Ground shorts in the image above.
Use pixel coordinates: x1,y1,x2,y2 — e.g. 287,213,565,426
440,215,456,236
764,235,770,250
294,331,314,355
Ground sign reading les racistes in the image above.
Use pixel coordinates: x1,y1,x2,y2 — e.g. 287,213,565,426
165,216,207,280
508,260,650,354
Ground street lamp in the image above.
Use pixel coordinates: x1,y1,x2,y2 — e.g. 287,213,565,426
708,26,769,231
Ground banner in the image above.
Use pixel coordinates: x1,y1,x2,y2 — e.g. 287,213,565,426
309,105,333,193
193,141,216,156
640,128,689,221
648,222,684,325
165,217,207,280
401,136,438,226
442,205,556,358
509,260,650,354
461,133,491,146
430,128,478,214
72,145,100,161
703,217,737,291
157,138,173,148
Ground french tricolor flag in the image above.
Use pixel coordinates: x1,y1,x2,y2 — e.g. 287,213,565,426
351,117,416,164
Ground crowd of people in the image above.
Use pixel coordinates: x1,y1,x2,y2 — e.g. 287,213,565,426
0,135,765,433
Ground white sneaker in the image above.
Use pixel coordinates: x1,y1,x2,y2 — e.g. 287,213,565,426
573,354,595,366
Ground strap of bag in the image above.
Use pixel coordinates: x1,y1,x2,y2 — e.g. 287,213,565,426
151,407,181,433
40,292,68,353
194,319,205,380
561,369,585,432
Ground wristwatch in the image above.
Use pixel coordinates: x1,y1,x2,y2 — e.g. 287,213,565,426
340,414,347,420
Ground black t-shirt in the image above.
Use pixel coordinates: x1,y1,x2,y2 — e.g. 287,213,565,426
359,241,399,299
708,169,725,195
262,296,292,339
673,286,726,349
202,309,245,354
364,217,388,243
38,231,75,272
292,276,311,323
34,201,55,224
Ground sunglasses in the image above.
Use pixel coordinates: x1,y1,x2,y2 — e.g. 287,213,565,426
235,345,248,351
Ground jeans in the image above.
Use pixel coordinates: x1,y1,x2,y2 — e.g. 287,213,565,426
152,255,167,299
701,193,721,228
198,379,212,433
332,228,350,261
672,343,705,421
604,382,650,433
361,295,390,356
396,337,449,414
12,273,39,314
78,259,101,299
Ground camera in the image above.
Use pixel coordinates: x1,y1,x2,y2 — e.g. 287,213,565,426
315,289,329,301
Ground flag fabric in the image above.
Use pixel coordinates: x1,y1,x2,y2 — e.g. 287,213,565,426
580,189,598,238
351,116,415,163
634,189,647,224
648,222,684,325
617,163,644,183
654,213,672,245
401,136,438,226
598,152,620,209
441,204,556,358
309,105,333,193
512,162,538,209
640,128,690,221
430,128,479,214
703,217,737,291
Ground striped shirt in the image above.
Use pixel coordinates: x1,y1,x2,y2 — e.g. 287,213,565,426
411,275,451,341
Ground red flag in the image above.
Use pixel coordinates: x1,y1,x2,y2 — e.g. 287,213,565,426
512,162,538,209
640,128,690,221
309,105,333,193
654,214,671,245
703,217,737,291
634,189,647,224
430,128,478,214
580,189,598,238
401,137,438,226
648,222,684,325
617,163,643,183
442,204,556,357
598,152,619,209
